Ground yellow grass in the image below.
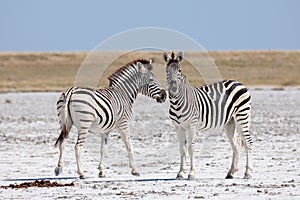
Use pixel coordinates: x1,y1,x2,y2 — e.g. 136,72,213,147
0,51,299,92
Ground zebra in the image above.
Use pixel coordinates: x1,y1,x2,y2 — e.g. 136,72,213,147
54,59,166,179
163,51,253,180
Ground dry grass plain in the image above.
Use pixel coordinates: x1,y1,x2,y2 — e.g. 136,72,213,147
0,51,299,92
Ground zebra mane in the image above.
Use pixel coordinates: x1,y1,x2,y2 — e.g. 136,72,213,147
108,59,150,86
166,52,179,66
171,52,175,60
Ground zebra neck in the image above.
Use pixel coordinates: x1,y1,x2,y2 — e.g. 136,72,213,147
169,84,193,112
112,79,139,105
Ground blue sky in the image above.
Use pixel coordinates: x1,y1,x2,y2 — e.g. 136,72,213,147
1,0,299,51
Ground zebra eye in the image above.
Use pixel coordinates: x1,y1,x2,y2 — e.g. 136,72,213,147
179,69,182,73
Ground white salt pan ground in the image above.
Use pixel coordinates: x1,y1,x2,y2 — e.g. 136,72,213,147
0,89,299,199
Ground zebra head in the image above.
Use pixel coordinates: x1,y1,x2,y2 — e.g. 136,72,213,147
163,51,184,96
137,60,166,103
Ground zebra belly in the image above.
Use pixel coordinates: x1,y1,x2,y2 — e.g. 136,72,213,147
170,112,226,131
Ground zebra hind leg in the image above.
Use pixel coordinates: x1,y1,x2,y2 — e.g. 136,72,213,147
224,119,240,179
54,124,71,176
74,129,89,179
243,138,253,179
98,133,108,178
55,139,66,176
237,120,253,179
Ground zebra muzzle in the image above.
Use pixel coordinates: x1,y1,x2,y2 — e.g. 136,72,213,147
156,89,166,103
169,85,178,95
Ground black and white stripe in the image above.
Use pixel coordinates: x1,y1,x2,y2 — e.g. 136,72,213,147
54,59,166,179
163,51,253,180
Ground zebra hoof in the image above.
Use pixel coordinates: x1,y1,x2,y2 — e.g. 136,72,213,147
225,174,234,179
54,167,62,176
79,175,85,179
132,172,140,177
176,171,185,180
98,172,105,178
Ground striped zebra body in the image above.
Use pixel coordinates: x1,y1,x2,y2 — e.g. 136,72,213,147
54,60,166,179
164,51,253,180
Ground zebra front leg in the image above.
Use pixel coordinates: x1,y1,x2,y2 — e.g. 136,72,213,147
224,119,240,179
176,129,187,180
55,139,66,176
187,127,196,180
74,131,88,179
117,126,140,176
98,134,108,178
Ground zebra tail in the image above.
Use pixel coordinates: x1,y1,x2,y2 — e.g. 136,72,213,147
239,138,246,148
54,87,76,148
54,125,68,148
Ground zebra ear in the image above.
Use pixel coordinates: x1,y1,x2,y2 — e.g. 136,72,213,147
162,52,170,63
177,51,184,62
181,74,187,83
149,58,153,64
148,59,154,70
